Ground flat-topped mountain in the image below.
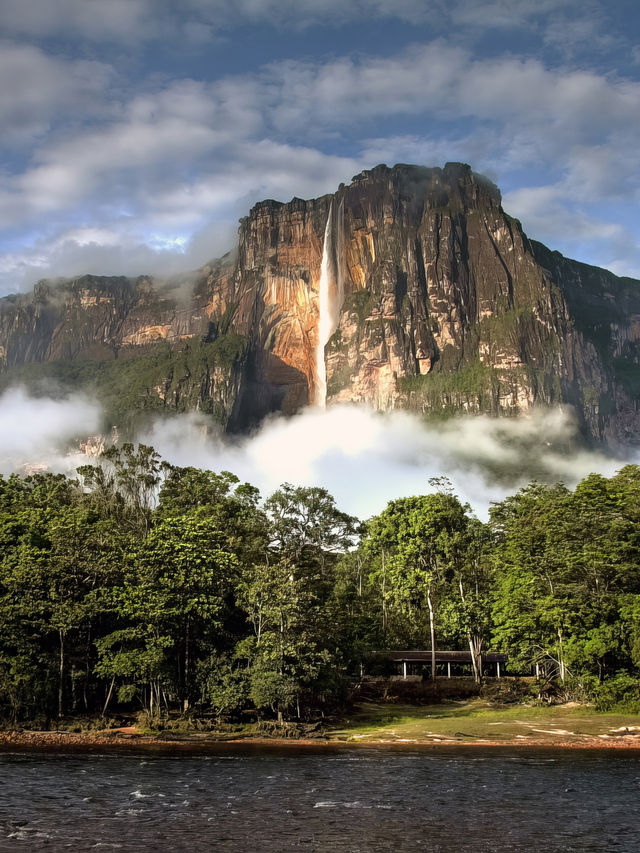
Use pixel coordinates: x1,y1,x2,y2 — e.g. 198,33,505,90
1,163,639,444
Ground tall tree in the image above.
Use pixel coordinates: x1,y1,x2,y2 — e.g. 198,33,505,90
78,443,165,535
264,484,358,573
96,513,236,715
366,493,470,680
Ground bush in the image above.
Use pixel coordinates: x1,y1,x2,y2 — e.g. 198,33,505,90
592,672,640,713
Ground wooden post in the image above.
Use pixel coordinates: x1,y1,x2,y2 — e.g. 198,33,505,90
447,662,451,679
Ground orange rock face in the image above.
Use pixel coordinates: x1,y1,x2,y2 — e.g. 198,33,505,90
213,163,640,442
221,197,330,418
1,163,639,443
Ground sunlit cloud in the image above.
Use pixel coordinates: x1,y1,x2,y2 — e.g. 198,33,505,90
139,404,630,520
0,387,100,474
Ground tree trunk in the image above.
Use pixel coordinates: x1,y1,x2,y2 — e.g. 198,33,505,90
468,636,480,683
427,586,436,682
184,620,190,711
102,676,116,717
557,628,566,683
58,629,65,718
279,613,285,675
71,664,78,712
458,578,482,683
84,627,91,712
381,550,388,636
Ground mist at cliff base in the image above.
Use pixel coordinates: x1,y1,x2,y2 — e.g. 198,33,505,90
1,387,634,520
142,404,627,519
0,387,100,474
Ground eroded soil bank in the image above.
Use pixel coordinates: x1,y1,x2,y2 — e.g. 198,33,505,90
2,701,639,753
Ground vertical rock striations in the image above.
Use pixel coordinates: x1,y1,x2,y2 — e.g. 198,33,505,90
224,162,639,443
0,162,639,444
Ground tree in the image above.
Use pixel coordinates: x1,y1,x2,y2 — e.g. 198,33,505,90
237,558,343,720
264,484,358,573
157,466,268,565
490,482,572,680
366,493,470,680
444,517,494,682
78,442,166,535
95,513,236,715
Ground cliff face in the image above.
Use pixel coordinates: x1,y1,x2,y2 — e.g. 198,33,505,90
0,258,245,431
1,162,639,444
223,163,639,443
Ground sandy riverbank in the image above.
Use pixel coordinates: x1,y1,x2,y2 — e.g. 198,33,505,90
1,728,640,754
2,701,639,753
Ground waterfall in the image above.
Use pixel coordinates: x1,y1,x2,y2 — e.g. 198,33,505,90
314,202,345,408
314,200,345,407
314,205,331,407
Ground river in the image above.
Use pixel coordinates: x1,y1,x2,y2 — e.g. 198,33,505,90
0,747,638,851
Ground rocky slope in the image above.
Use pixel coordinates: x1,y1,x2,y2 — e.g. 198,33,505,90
1,163,639,444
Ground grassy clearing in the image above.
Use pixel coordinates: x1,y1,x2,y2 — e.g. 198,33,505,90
328,700,640,744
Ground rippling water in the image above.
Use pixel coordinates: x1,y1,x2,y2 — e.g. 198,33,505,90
0,747,638,851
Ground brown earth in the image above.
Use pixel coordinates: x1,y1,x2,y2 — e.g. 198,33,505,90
1,726,639,754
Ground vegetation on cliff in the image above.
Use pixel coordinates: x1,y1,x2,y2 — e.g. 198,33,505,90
0,333,247,435
1,163,639,442
1,448,640,728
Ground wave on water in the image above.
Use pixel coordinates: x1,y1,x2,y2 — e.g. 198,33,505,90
313,800,392,809
7,828,53,841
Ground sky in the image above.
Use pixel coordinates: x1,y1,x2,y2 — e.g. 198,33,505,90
1,0,640,295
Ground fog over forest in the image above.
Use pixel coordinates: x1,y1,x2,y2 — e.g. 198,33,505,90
1,386,634,519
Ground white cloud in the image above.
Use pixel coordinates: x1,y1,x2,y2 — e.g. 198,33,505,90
0,41,116,144
0,386,635,520
2,32,640,292
562,142,640,203
146,140,361,225
503,183,640,277
0,0,613,45
0,388,101,474
8,41,639,214
262,44,640,146
140,404,629,520
0,0,159,42
0,220,240,293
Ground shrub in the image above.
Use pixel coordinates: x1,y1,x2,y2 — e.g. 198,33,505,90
592,671,640,713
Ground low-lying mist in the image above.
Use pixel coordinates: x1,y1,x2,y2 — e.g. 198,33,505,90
1,387,634,519
0,387,100,474
140,404,628,518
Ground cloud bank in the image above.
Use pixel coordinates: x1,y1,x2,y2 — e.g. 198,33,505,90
140,404,627,519
2,387,633,520
1,2,640,294
0,387,100,474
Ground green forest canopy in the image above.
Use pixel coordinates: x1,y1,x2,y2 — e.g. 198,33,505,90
1,444,640,725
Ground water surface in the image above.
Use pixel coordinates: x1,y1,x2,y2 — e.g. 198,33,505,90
0,747,638,851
